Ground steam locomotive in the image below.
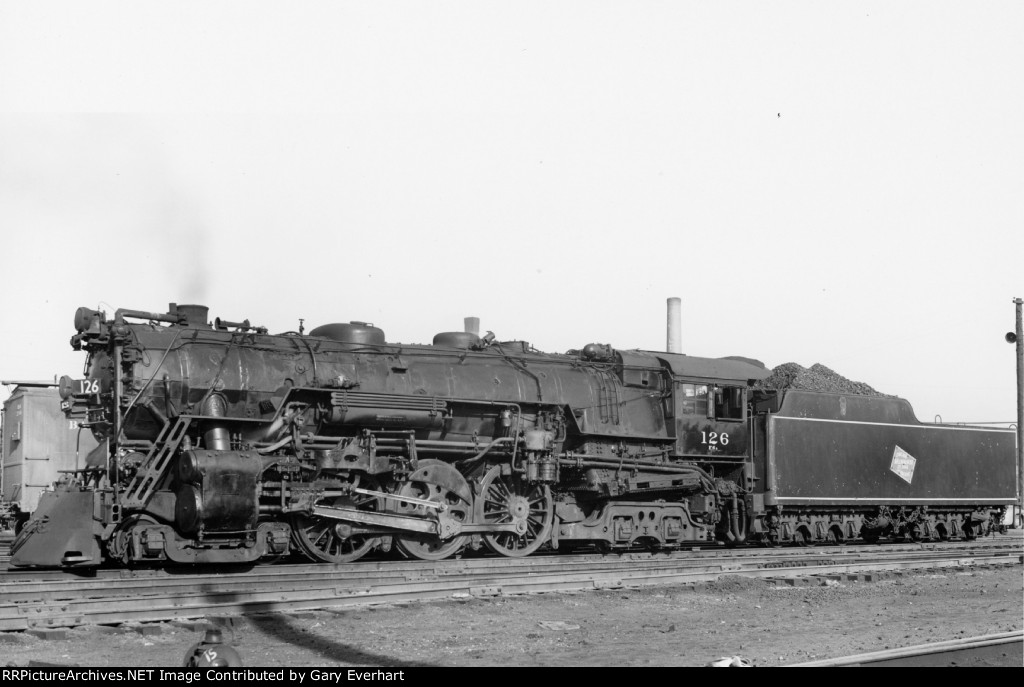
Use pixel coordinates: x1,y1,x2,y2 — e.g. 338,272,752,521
10,303,1018,567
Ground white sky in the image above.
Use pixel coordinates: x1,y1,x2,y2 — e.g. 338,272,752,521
1,1,1022,425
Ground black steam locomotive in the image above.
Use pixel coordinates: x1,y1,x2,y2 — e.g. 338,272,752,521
10,303,1018,567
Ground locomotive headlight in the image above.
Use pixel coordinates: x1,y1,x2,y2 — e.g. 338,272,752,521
58,375,75,400
74,306,100,333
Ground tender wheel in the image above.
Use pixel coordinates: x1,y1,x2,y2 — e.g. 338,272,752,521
393,460,472,561
291,475,383,564
792,528,810,547
476,465,553,557
825,526,844,546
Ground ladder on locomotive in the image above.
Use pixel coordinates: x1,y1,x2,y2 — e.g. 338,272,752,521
122,415,191,508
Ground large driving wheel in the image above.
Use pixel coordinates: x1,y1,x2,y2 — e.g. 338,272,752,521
291,475,383,564
477,465,553,557
393,460,472,561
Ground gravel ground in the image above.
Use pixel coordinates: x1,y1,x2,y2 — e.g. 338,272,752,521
2,557,1021,668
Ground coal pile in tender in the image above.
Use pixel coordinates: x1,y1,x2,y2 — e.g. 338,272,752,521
756,362,890,396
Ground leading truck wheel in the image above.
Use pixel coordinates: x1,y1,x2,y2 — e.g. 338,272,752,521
291,475,383,564
477,465,553,557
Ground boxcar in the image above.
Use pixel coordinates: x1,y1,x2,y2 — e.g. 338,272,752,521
2,385,99,530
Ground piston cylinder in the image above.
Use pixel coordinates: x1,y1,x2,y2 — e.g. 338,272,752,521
174,450,260,533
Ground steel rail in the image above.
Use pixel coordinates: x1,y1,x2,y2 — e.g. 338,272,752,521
0,534,1017,579
0,548,1019,632
1,540,1020,593
2,548,1011,603
787,631,1024,666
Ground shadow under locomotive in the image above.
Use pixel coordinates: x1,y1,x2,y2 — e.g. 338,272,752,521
10,303,1018,568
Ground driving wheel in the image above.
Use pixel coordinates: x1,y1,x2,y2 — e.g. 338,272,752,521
393,460,472,561
291,474,383,563
477,465,553,557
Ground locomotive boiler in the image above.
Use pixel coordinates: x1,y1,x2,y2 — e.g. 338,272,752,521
10,303,1018,568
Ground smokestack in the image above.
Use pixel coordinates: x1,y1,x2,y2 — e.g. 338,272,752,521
177,304,211,329
666,297,682,353
464,316,480,336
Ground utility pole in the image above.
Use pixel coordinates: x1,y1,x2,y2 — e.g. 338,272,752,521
1008,298,1024,519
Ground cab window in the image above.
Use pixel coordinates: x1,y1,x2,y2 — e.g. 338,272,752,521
714,386,746,421
679,383,708,415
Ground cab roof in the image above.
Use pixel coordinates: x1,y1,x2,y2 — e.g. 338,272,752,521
626,349,771,384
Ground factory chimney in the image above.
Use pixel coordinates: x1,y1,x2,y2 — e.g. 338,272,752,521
667,297,682,353
464,316,480,336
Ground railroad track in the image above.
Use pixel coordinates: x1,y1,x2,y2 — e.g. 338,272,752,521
789,631,1024,667
1,539,1020,633
0,532,1014,576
